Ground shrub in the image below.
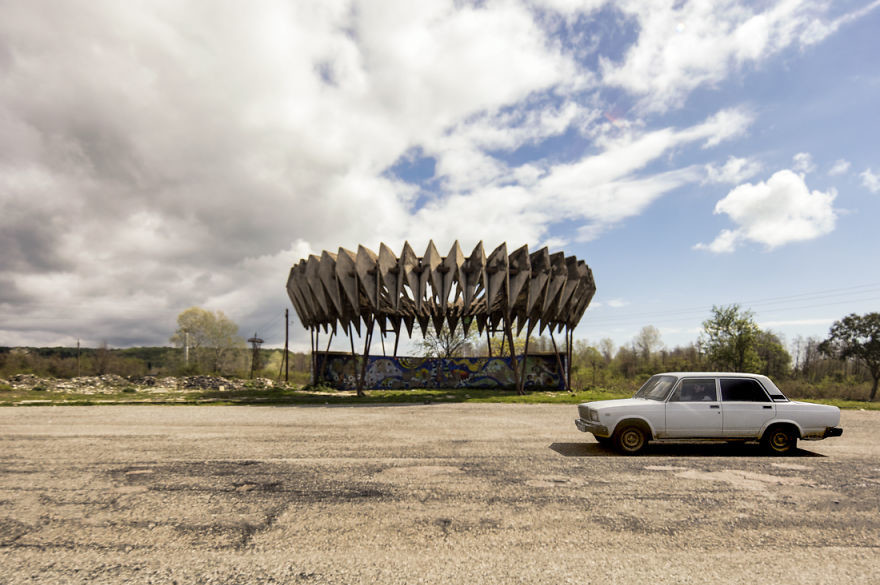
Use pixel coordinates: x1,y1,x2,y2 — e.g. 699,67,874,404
779,377,873,401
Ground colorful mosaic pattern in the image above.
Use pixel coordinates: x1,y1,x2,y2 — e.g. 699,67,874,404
316,352,565,390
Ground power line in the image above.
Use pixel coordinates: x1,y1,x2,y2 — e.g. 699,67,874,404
585,283,880,326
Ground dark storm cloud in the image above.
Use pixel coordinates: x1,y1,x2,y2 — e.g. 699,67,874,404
0,276,28,305
0,216,71,273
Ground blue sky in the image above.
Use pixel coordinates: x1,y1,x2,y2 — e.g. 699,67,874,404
1,0,879,355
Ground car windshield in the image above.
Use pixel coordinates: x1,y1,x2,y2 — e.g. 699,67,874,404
633,375,676,401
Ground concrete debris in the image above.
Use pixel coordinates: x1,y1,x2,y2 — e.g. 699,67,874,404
2,375,282,394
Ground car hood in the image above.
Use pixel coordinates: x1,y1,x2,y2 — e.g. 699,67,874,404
584,398,653,410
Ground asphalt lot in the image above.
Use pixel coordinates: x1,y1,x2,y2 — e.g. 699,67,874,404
1,404,878,584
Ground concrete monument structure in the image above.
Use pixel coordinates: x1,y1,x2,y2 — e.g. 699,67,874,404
286,241,595,394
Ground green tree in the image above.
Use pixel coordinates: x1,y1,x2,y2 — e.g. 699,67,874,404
700,304,762,372
755,330,791,379
571,340,604,387
170,307,245,374
819,312,880,401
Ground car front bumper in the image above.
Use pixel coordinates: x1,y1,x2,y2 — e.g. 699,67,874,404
575,418,609,437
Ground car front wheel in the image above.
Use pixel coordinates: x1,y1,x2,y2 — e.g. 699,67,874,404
595,436,612,448
761,425,798,455
613,424,649,455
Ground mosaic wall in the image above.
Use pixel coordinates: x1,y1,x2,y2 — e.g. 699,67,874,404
315,352,566,390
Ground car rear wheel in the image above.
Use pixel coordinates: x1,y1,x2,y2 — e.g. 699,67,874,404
613,424,649,455
761,425,798,455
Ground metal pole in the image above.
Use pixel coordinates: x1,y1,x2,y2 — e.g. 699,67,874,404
504,318,518,391
317,330,334,385
518,323,534,395
566,326,573,392
314,328,320,385
284,309,289,383
549,329,567,392
357,316,374,397
309,327,315,385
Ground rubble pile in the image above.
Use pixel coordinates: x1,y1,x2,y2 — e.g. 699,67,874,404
1,374,286,395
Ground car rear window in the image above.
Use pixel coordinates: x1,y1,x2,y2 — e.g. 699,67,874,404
720,378,770,402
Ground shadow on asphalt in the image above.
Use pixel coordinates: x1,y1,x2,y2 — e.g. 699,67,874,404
550,442,825,458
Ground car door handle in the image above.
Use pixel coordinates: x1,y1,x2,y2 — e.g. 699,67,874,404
763,405,772,409
709,405,720,409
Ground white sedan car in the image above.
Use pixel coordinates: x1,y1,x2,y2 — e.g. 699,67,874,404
575,372,842,455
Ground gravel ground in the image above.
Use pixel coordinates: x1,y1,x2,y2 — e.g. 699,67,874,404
1,404,878,584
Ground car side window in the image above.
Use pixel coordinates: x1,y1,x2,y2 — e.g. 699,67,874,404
720,378,771,402
668,379,717,402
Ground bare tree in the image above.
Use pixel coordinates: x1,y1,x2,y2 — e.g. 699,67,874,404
417,325,478,359
95,341,111,376
599,338,615,364
634,325,663,361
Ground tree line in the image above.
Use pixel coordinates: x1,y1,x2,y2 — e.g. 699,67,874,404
418,305,880,401
2,305,878,401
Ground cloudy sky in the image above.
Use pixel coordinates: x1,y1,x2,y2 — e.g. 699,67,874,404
2,0,880,354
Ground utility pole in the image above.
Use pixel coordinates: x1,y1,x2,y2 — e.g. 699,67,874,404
184,330,189,367
76,339,81,378
283,309,289,383
248,333,264,379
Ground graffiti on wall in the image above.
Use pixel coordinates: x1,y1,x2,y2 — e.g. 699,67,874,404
315,352,566,390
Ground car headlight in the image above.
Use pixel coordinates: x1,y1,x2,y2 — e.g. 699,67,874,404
589,409,600,422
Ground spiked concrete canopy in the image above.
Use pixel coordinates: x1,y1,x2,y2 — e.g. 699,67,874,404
286,241,595,336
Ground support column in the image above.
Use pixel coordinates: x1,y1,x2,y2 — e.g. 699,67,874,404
549,329,567,392
356,315,375,397
504,317,518,391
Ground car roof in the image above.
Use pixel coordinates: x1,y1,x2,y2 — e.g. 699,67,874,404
652,372,770,379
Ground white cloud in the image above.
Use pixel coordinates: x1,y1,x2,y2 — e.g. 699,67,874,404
695,170,837,253
600,1,880,112
694,229,740,254
0,0,589,344
828,159,851,176
792,152,815,174
0,0,873,346
798,0,880,44
861,168,880,193
705,156,762,184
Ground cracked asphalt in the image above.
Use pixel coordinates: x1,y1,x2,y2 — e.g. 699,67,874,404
1,404,878,584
